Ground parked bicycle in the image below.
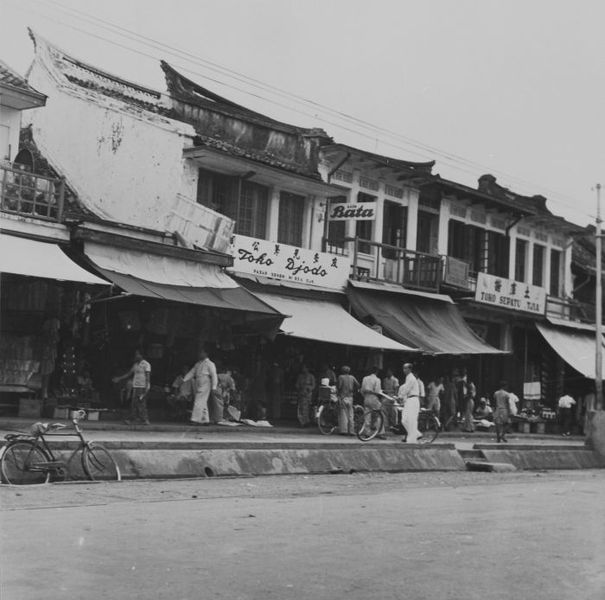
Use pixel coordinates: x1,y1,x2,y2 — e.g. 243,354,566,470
0,410,121,485
356,394,442,443
315,394,364,435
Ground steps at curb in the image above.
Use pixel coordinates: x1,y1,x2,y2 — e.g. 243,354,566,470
459,449,486,461
465,461,517,472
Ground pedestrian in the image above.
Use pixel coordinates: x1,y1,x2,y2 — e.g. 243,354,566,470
217,365,236,421
337,366,359,435
426,377,444,418
462,375,477,433
558,392,576,436
381,368,400,431
113,349,151,425
319,363,337,386
398,363,421,443
493,381,511,443
442,374,458,430
183,347,218,425
361,365,387,439
295,364,316,427
415,369,426,408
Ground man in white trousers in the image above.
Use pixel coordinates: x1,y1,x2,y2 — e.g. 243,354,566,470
183,347,218,425
398,362,421,443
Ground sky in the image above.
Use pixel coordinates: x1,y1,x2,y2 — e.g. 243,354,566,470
1,0,604,226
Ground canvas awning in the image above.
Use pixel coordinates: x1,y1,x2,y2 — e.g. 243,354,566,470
346,285,504,355
0,234,108,285
253,291,416,351
84,243,281,316
537,322,605,380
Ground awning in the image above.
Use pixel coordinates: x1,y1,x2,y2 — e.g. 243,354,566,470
537,323,605,380
253,291,416,351
347,286,504,355
0,234,108,285
84,243,281,316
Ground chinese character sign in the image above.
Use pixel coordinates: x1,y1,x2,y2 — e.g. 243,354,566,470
228,235,351,290
474,273,546,315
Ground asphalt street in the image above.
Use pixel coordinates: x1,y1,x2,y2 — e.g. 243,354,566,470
1,470,604,600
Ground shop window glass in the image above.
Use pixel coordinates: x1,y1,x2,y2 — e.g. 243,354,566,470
532,244,545,287
278,192,305,247
515,239,528,282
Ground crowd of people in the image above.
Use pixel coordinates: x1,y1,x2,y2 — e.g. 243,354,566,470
112,349,586,438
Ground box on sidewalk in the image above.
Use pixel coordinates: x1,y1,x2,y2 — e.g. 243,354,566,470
18,398,42,418
53,407,70,419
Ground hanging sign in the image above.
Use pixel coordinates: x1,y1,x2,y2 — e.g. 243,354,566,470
328,201,376,221
475,272,546,315
228,235,351,290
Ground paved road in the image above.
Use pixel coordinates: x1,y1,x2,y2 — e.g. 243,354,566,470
1,470,604,600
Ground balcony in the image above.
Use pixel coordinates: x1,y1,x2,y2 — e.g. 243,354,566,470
1,163,65,222
324,236,442,292
546,296,595,325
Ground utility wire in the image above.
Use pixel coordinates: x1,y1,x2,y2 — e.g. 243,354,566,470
8,0,594,219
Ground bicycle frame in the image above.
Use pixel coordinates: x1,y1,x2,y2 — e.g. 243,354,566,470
20,420,93,477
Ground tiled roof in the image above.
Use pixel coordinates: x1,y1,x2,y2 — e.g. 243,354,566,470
192,134,323,180
0,60,46,99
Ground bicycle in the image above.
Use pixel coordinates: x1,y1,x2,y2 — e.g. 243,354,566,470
315,394,365,435
356,395,441,443
0,410,121,485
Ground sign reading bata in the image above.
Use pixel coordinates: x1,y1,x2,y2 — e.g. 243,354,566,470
228,235,351,290
328,201,376,221
475,272,546,315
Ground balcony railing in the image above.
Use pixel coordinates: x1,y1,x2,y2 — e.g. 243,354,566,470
1,163,65,222
324,236,442,292
546,295,595,324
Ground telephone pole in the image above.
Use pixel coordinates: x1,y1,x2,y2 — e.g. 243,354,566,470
596,183,603,410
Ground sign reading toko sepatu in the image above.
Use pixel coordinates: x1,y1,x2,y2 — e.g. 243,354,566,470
474,272,546,315
228,235,351,290
328,201,376,221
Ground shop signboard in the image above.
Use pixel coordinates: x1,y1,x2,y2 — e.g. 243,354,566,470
228,234,351,290
474,272,546,315
327,201,376,221
443,256,471,290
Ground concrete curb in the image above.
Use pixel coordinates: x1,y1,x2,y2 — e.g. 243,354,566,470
51,444,467,479
473,444,605,470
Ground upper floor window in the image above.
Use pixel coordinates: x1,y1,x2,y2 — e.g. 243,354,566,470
196,169,268,239
515,239,528,282
382,200,407,259
238,181,268,239
487,231,509,277
416,210,439,255
532,244,546,287
326,195,347,252
448,220,485,275
550,249,562,296
356,192,375,254
278,191,305,247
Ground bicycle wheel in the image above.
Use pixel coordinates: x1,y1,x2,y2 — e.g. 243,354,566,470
353,405,365,433
1,441,51,485
317,404,337,435
82,444,121,481
356,409,384,442
418,413,441,443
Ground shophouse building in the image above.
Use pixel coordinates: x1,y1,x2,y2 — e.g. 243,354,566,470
1,59,109,417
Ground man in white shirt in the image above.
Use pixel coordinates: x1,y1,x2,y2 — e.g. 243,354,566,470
113,349,151,425
361,366,386,439
184,347,218,425
398,363,421,443
558,393,576,436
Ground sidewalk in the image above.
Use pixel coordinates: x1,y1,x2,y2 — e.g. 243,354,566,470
0,416,587,451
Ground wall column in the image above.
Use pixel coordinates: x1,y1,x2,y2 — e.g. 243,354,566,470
267,187,280,242
406,188,419,251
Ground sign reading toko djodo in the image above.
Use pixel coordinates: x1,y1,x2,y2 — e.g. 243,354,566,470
474,272,546,315
228,235,352,290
